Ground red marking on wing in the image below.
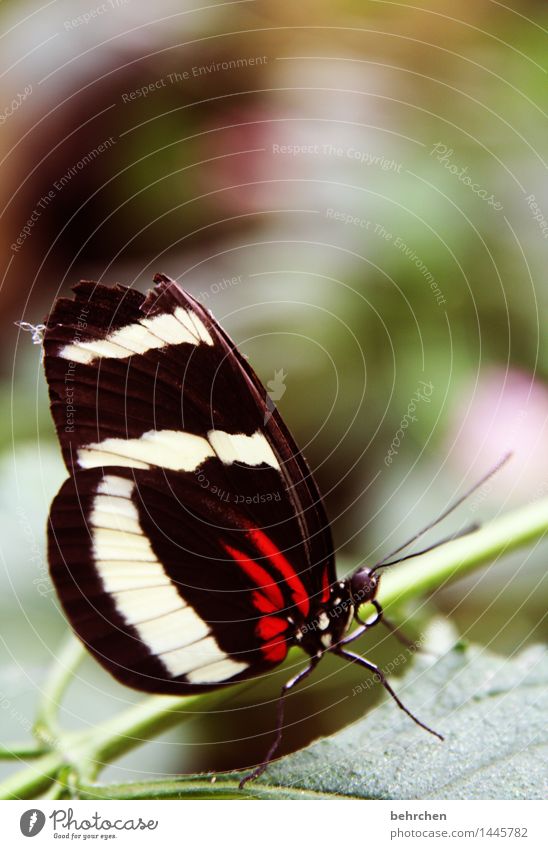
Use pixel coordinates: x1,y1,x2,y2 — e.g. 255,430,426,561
248,528,310,617
223,543,284,611
251,590,278,615
223,541,291,665
256,616,290,665
320,564,331,604
262,637,288,664
256,615,289,641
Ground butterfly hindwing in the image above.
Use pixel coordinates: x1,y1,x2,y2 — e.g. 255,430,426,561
48,464,313,692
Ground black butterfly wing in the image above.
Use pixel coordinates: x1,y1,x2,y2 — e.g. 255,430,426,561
48,464,314,692
44,276,335,692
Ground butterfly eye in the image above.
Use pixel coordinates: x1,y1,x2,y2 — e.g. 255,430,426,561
349,568,379,604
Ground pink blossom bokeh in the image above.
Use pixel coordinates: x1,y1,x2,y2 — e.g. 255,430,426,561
446,368,548,503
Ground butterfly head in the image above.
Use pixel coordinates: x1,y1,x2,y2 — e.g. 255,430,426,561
349,566,380,607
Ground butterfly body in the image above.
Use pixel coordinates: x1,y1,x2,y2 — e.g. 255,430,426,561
293,580,355,656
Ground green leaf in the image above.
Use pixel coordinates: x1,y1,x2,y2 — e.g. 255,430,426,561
258,643,548,800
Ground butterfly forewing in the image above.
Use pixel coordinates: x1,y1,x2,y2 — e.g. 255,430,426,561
44,275,335,692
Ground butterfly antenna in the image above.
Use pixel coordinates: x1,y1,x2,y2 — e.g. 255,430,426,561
371,452,512,573
377,522,480,569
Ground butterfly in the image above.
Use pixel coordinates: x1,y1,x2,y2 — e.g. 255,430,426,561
43,273,477,787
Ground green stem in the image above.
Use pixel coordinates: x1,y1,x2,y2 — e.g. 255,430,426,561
75,686,243,779
1,497,547,800
373,496,548,613
0,685,251,799
0,749,68,800
33,631,87,746
76,777,346,800
0,743,51,760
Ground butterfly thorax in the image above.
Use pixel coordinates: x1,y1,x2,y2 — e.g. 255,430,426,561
293,580,354,656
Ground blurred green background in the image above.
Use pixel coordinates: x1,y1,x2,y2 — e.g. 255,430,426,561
1,0,547,784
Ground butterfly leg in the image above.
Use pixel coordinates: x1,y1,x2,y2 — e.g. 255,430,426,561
368,600,419,650
336,601,383,648
238,655,321,789
340,600,417,651
335,647,443,740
